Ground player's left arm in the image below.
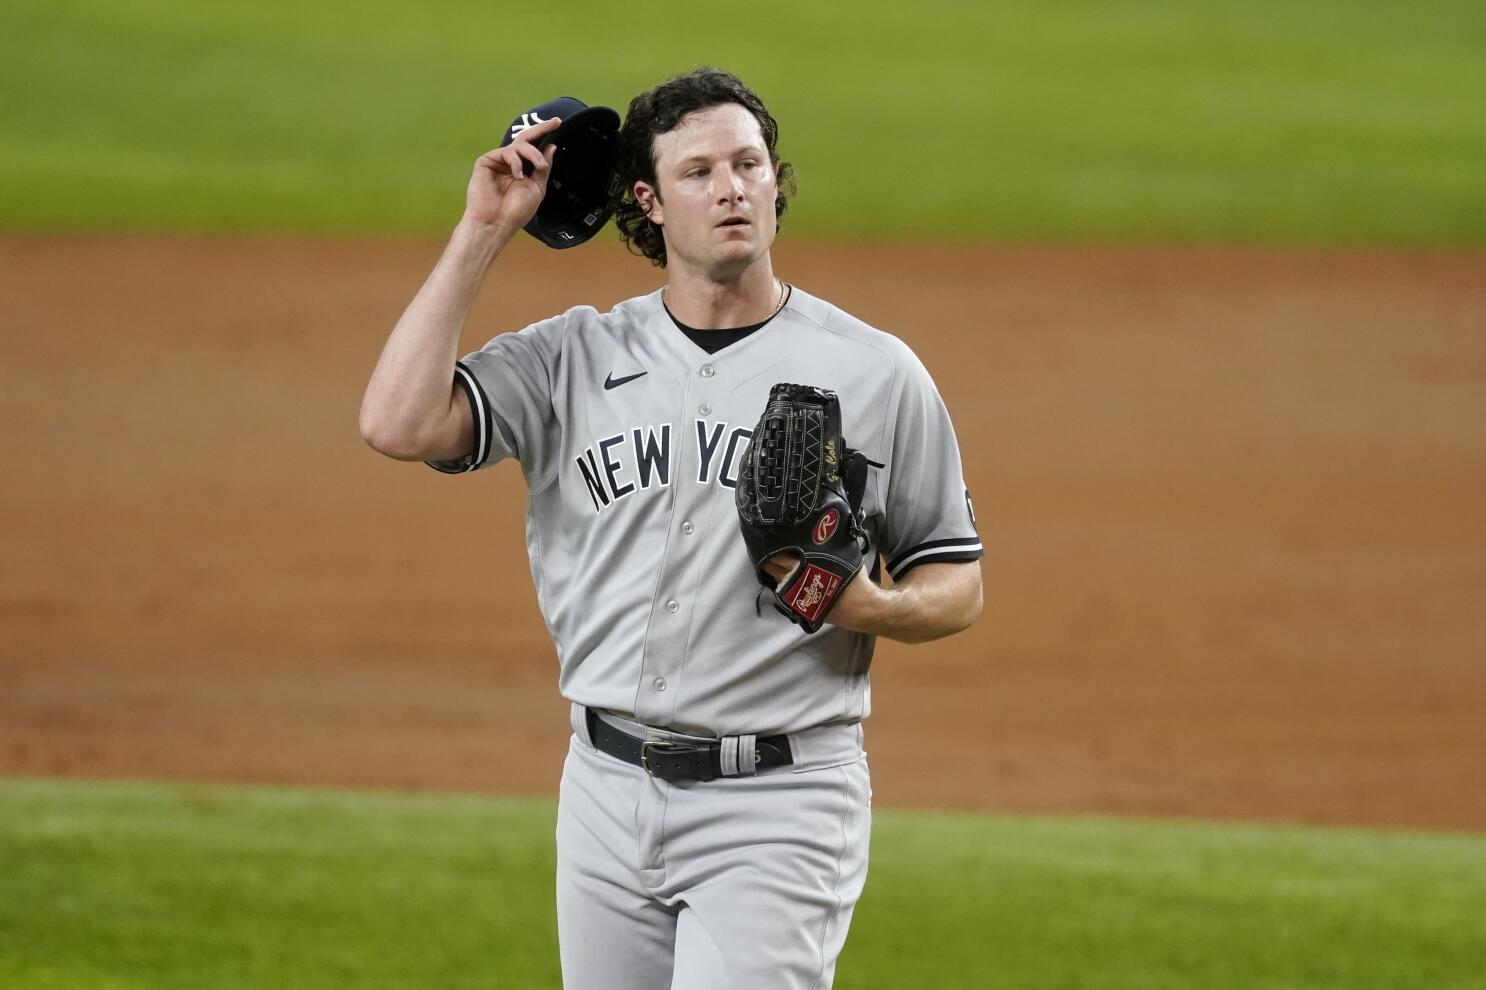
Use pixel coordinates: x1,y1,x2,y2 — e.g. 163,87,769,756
838,338,984,643
825,560,982,643
760,557,982,643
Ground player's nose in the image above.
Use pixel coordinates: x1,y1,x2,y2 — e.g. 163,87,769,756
715,165,746,202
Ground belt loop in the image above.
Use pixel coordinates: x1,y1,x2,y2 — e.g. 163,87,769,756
720,736,740,777
737,734,758,776
573,703,596,751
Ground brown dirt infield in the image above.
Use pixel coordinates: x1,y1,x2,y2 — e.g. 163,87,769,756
2,235,1483,831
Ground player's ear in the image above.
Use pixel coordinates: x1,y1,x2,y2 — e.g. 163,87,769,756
635,181,663,226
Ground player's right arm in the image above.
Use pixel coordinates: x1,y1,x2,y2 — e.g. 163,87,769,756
358,117,561,461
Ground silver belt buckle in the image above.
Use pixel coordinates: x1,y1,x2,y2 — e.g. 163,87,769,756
639,740,684,776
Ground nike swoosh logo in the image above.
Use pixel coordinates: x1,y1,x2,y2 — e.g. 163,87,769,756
604,371,648,390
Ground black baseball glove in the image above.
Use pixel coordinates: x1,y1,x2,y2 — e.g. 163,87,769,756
735,383,870,633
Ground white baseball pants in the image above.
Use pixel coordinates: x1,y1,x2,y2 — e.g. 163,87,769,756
555,706,872,990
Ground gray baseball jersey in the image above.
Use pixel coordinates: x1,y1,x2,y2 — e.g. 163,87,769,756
428,284,981,737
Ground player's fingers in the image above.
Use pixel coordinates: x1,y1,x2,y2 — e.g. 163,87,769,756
501,147,537,179
511,115,562,146
475,147,517,175
511,141,549,177
763,553,800,583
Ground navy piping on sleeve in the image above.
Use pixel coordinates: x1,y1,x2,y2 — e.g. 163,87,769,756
887,537,983,580
425,361,492,474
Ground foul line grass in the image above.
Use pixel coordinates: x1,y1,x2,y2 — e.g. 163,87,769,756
2,776,1483,989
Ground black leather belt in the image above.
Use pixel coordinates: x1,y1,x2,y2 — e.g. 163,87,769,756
586,708,793,781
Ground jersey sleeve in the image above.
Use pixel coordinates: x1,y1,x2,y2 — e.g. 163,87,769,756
877,346,983,581
424,313,567,486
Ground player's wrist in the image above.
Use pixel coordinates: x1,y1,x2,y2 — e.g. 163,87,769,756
456,212,521,249
452,214,521,268
824,570,894,636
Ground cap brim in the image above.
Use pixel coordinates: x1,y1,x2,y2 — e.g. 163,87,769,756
544,105,620,147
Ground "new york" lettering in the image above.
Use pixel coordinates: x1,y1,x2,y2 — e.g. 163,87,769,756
575,419,751,513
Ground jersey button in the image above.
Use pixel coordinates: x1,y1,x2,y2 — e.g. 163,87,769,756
681,521,695,535
666,599,679,613
698,403,711,416
653,677,667,691
700,365,716,378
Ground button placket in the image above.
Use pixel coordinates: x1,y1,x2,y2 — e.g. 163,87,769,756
637,360,724,722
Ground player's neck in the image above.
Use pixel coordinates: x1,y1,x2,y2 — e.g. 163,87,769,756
663,260,782,331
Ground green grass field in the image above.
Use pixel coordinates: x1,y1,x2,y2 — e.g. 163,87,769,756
2,778,1483,989
2,0,1482,242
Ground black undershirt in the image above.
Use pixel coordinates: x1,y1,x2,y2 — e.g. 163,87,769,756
663,287,790,354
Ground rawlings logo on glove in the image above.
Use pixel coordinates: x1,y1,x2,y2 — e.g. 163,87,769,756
735,383,870,633
812,510,840,544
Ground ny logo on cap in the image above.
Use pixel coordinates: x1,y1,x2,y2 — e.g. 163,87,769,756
510,112,548,137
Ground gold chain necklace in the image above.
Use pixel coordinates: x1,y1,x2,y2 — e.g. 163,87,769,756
665,278,788,326
769,278,789,319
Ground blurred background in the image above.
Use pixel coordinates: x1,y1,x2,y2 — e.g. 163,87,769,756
2,1,1483,986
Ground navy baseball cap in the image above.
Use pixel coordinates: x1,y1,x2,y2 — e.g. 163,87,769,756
500,96,622,249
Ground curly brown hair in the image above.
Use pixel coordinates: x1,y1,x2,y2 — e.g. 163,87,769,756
612,67,796,268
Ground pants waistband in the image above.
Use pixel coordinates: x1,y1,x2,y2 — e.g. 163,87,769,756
586,708,790,780
570,703,865,775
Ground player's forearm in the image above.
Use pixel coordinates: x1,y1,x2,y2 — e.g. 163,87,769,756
830,561,983,644
358,217,514,454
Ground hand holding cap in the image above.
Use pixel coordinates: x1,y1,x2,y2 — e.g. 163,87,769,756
499,96,621,249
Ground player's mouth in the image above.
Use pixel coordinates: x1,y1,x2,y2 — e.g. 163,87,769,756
716,216,751,228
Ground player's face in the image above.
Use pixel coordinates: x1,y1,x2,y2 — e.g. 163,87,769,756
638,103,779,279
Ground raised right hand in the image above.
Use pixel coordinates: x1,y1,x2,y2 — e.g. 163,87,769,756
463,115,562,235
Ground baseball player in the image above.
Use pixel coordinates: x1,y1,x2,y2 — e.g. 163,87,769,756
360,68,983,989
